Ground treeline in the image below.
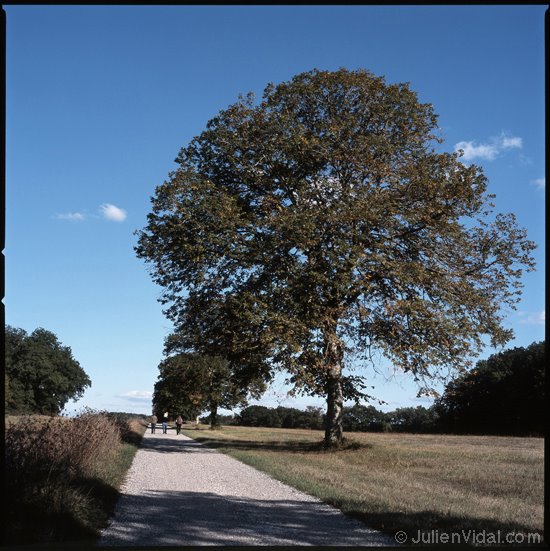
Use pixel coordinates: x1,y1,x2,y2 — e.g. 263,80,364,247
205,404,437,433
204,341,545,436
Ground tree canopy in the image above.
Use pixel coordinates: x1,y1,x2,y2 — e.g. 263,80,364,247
136,68,535,446
152,352,263,427
5,325,91,415
434,340,545,435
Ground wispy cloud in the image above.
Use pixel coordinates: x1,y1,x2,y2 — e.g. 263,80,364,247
55,212,86,221
518,310,545,326
100,203,127,222
118,390,153,402
500,136,522,149
454,132,523,162
531,177,545,190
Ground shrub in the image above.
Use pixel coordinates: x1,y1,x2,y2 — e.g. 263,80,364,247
4,409,124,544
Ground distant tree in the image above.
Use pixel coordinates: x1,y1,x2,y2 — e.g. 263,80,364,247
275,405,324,429
153,354,201,421
301,405,324,430
163,328,269,426
136,68,536,447
388,406,439,433
201,413,236,426
434,341,545,435
152,352,254,428
342,404,391,432
5,325,91,415
237,405,282,427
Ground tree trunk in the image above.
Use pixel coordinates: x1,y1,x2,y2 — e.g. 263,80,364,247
324,335,344,447
209,402,220,429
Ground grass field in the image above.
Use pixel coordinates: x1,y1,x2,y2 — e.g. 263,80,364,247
182,425,544,544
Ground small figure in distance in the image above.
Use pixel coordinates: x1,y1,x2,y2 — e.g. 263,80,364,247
162,411,169,434
150,414,157,434
175,415,183,435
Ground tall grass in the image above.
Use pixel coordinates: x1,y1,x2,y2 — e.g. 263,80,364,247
4,409,146,545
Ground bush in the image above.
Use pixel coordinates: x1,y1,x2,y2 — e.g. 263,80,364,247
4,409,126,544
105,411,148,445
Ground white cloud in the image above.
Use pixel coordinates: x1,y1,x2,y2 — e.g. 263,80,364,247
531,177,545,190
454,141,498,161
518,310,545,326
55,212,86,221
501,135,522,149
119,390,153,402
454,132,523,162
100,203,127,222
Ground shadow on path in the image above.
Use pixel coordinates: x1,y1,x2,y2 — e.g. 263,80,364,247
98,489,393,546
139,435,216,455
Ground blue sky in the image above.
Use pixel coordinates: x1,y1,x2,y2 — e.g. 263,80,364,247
5,5,545,416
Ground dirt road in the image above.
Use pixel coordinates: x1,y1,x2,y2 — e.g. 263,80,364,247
98,431,394,546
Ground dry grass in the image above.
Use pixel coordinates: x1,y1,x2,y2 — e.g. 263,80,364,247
183,425,544,542
4,410,147,545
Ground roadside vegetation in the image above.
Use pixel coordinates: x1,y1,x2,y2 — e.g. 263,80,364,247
4,410,147,545
183,425,544,543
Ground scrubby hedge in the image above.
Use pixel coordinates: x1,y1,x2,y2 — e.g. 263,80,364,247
4,409,147,544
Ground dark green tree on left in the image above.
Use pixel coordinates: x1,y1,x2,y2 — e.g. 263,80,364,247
5,325,91,415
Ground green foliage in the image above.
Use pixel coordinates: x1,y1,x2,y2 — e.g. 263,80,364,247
200,413,237,425
277,405,324,429
237,405,283,427
136,68,536,445
5,325,91,415
153,353,251,426
342,404,391,432
235,403,434,433
388,406,439,433
434,341,545,435
163,299,272,401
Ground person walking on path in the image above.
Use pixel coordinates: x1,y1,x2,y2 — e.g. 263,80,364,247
150,415,157,434
162,412,169,434
175,415,183,435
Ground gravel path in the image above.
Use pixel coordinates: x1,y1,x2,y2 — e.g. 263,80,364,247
98,431,394,546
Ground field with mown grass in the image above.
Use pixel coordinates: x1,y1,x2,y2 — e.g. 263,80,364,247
182,425,544,544
4,411,147,545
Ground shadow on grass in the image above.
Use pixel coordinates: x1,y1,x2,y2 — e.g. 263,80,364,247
188,435,373,454
342,509,544,545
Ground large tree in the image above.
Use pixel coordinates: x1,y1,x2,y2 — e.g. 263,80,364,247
5,325,91,415
136,68,535,446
